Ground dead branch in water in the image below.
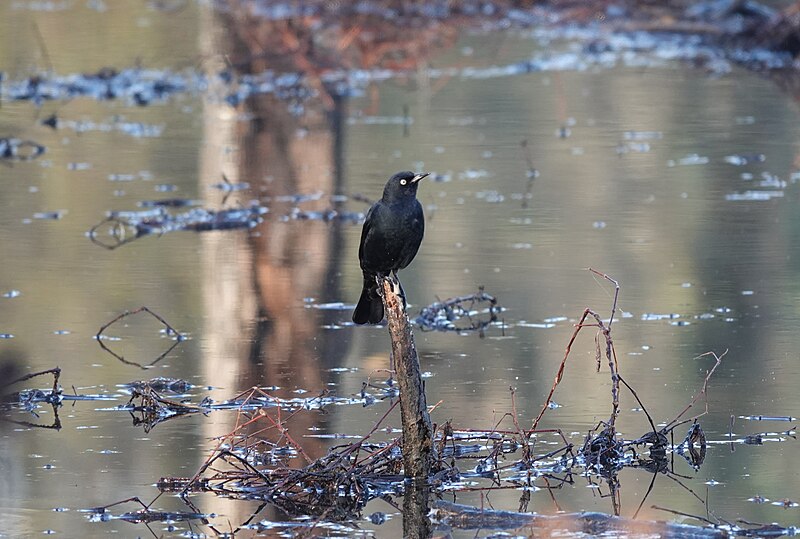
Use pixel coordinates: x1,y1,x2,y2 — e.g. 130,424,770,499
95,306,184,369
414,287,500,334
380,275,433,480
664,350,726,432
531,268,623,433
82,270,760,537
1,366,63,430
2,366,61,392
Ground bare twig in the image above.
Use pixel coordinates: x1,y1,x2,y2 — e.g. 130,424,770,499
663,350,726,431
95,307,184,369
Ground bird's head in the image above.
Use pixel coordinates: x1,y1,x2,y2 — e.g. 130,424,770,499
382,171,429,201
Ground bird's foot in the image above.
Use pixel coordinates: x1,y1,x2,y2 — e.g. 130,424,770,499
374,273,407,309
391,271,407,308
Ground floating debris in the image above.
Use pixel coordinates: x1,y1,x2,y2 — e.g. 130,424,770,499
724,190,784,201
115,120,164,138
0,138,46,162
88,203,268,249
2,4,796,118
757,172,785,188
42,115,165,138
32,211,66,220
642,313,681,321
617,141,651,155
280,207,363,223
1,367,63,429
82,497,211,525
115,385,208,432
414,288,499,334
447,116,484,126
724,153,766,166
475,190,505,203
304,301,352,311
667,153,710,167
4,67,202,106
119,378,194,394
137,198,200,208
67,162,91,171
457,169,490,180
347,115,413,126
210,174,248,193
107,170,152,182
210,173,249,204
739,415,797,422
623,131,663,140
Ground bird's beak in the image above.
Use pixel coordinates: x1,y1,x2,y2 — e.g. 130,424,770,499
411,172,429,184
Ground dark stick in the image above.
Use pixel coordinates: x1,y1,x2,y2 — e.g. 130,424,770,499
530,307,591,431
3,366,60,391
632,470,659,519
651,505,718,526
663,350,726,431
729,415,736,452
95,306,184,369
532,270,624,432
96,306,181,340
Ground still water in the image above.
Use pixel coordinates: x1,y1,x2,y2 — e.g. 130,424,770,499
1,2,799,537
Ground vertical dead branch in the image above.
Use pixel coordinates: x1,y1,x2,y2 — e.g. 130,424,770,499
531,269,622,432
380,276,433,480
403,477,432,539
663,350,726,431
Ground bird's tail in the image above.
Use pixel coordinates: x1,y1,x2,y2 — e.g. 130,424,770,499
352,275,384,324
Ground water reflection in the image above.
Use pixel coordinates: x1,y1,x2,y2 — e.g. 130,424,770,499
195,5,360,530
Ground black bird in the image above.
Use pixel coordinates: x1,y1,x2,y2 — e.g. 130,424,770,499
353,171,429,324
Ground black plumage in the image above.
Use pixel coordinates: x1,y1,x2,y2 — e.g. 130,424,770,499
352,171,428,324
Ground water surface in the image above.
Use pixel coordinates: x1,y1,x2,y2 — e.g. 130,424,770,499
1,2,799,537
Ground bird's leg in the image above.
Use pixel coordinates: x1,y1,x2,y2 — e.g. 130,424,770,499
391,270,407,308
375,272,406,308
374,274,385,299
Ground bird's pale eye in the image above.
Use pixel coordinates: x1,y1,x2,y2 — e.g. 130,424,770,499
400,179,407,185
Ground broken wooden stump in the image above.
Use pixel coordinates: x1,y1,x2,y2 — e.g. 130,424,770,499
380,276,433,480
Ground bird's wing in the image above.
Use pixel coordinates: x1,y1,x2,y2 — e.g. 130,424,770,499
396,200,425,269
358,202,378,262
